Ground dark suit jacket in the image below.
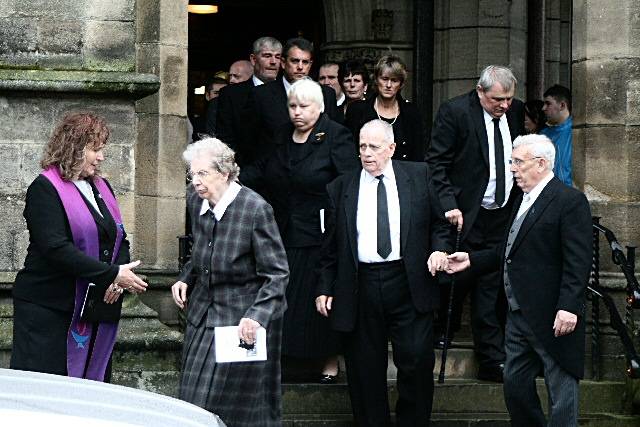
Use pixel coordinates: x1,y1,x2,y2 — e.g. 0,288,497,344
317,161,452,332
250,77,341,157
345,94,425,162
240,113,359,247
13,175,130,312
216,79,260,166
470,177,592,378
426,89,525,239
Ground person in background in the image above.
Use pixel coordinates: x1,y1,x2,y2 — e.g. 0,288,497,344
541,84,573,186
345,55,424,161
426,65,525,382
523,99,546,134
203,71,229,137
11,112,147,382
172,138,288,426
250,37,342,155
216,36,283,166
241,78,358,383
228,60,253,84
318,62,345,108
339,59,369,116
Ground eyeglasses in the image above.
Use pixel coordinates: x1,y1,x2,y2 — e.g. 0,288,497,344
187,169,211,181
359,143,386,153
509,156,542,167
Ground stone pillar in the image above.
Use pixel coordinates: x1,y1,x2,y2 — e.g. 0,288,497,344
527,0,545,100
135,0,188,270
573,1,640,391
433,0,527,110
572,0,640,247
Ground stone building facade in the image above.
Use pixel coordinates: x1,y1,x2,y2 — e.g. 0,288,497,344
0,0,638,405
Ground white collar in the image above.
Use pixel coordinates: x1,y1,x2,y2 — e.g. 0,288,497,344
483,110,507,126
362,160,395,184
252,75,264,86
199,181,242,221
336,93,346,106
524,172,554,202
282,76,293,93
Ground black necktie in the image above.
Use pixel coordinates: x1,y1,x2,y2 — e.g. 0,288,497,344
376,175,391,259
493,118,505,206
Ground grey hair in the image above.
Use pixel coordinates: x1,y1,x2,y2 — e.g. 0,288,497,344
477,65,517,92
360,119,394,145
513,134,555,171
287,77,324,113
182,137,240,181
252,36,282,55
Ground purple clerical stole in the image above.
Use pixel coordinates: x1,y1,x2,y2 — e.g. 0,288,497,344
41,166,124,381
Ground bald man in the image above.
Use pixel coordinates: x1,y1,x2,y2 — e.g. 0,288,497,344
229,60,253,84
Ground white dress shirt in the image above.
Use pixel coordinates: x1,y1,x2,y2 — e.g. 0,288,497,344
282,76,293,94
481,110,513,209
199,181,242,221
336,93,346,107
73,179,102,217
252,75,264,87
516,172,554,219
356,161,401,262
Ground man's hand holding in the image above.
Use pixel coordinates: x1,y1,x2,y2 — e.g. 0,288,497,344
445,252,471,274
445,209,463,231
427,251,449,276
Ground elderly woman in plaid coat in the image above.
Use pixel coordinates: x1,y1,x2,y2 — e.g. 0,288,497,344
171,138,289,426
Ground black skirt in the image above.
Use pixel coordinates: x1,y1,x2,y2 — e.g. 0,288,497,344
281,246,340,359
11,298,71,375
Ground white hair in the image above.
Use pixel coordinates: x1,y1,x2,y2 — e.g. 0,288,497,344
182,137,239,181
513,134,555,171
287,77,324,112
477,65,517,92
360,119,394,145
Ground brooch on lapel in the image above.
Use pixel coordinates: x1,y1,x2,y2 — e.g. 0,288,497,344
313,132,326,144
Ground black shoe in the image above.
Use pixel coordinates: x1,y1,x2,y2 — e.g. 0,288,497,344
477,363,504,383
318,374,337,384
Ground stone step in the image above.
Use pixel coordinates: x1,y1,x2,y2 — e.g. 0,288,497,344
282,412,640,427
281,380,633,416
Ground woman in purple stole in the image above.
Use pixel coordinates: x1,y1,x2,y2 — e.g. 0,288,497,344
11,112,147,382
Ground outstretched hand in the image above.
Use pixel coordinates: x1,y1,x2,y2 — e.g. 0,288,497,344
444,252,471,274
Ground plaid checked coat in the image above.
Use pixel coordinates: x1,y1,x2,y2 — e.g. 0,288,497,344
177,185,289,427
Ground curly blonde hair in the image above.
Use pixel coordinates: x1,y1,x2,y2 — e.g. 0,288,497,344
41,112,110,181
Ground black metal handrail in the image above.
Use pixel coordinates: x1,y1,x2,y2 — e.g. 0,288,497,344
589,217,640,379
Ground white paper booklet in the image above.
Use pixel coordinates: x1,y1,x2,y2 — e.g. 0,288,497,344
214,325,267,363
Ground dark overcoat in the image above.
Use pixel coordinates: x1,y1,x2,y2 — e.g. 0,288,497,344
178,185,289,426
426,89,525,239
471,177,592,378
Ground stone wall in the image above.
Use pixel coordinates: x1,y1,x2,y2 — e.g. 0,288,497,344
433,0,527,110
0,0,188,274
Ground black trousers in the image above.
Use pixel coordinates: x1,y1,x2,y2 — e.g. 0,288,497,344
438,205,510,368
344,261,434,427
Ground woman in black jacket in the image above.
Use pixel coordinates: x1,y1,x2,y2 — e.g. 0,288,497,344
11,112,147,381
241,78,359,382
345,55,425,162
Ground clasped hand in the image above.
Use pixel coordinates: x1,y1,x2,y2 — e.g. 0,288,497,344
427,251,449,276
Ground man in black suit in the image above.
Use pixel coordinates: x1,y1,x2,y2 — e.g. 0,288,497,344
316,119,451,426
446,134,592,426
250,37,341,157
426,65,526,381
216,36,282,166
